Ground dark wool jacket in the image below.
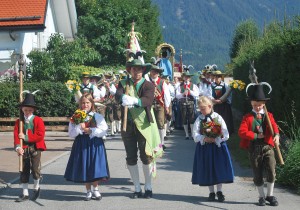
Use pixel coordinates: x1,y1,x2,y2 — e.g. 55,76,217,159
115,79,155,123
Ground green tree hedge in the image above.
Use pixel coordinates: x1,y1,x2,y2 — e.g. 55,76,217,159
231,17,300,122
0,81,77,118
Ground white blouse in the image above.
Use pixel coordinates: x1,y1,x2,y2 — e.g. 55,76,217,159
68,111,108,139
192,112,229,147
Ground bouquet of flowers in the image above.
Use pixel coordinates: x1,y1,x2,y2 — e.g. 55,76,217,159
201,119,222,138
70,109,87,125
65,80,80,93
229,80,246,91
218,79,245,102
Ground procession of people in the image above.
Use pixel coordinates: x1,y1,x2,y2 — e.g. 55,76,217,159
11,20,282,206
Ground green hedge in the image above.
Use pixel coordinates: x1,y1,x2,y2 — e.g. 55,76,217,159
0,81,77,118
232,21,300,122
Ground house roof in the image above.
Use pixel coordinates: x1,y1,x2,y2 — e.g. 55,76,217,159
0,0,47,31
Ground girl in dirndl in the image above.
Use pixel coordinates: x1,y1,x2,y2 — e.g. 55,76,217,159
192,96,234,202
64,93,109,201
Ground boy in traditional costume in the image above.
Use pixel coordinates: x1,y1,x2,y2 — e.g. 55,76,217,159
14,91,46,202
115,58,163,199
238,83,280,206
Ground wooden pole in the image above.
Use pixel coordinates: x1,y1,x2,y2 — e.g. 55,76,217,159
18,54,25,172
263,106,284,165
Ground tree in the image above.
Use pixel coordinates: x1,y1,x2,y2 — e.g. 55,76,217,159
27,33,100,82
76,0,163,66
229,19,260,60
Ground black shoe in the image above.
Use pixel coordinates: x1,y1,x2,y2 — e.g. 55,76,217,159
31,187,40,201
162,145,167,151
166,131,170,136
185,136,190,140
144,190,153,199
258,197,266,206
208,192,216,201
216,191,225,202
15,195,29,202
265,196,279,206
130,191,143,199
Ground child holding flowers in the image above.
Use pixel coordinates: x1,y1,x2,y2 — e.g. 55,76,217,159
192,96,234,202
64,94,109,201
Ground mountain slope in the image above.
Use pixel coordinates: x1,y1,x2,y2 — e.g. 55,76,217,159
152,0,300,71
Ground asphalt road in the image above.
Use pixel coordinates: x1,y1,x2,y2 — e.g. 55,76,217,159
0,130,299,210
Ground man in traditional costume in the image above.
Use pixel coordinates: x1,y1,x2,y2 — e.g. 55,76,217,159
162,75,175,135
101,72,117,136
79,72,101,103
176,69,199,139
149,65,171,150
198,68,213,98
115,58,163,199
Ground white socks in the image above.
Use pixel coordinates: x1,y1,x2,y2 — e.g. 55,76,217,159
257,185,265,198
208,185,214,193
217,184,222,192
33,179,40,190
93,186,101,197
183,125,189,137
142,164,152,191
86,190,92,198
267,182,274,196
159,129,165,145
22,183,29,196
127,164,141,192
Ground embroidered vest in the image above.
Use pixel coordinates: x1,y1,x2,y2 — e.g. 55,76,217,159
212,82,226,99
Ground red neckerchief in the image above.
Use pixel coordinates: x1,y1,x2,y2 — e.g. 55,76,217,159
184,82,191,96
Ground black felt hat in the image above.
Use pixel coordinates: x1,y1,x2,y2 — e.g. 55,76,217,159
20,93,38,108
246,83,271,101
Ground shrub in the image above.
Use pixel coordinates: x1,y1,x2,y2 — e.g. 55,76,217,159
0,81,77,118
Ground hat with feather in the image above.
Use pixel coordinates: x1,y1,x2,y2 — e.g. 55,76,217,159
150,57,164,73
182,65,194,77
20,90,40,108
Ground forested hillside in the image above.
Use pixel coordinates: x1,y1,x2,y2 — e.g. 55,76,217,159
152,0,300,71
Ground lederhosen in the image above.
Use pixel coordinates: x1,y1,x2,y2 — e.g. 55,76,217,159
112,82,122,121
20,116,42,183
151,78,165,129
248,112,276,186
179,83,195,125
212,82,234,135
103,82,115,123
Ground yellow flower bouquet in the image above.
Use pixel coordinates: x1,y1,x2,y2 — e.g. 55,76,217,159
70,109,87,125
218,79,245,102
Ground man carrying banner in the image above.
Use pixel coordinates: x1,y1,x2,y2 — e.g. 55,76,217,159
115,58,163,199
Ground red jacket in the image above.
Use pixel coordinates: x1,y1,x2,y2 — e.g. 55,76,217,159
238,112,279,149
14,116,46,151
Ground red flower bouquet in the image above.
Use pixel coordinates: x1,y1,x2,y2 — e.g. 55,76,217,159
201,119,222,138
70,109,87,125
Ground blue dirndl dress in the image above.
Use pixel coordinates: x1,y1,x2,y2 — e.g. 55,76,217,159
64,113,110,183
192,142,234,186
